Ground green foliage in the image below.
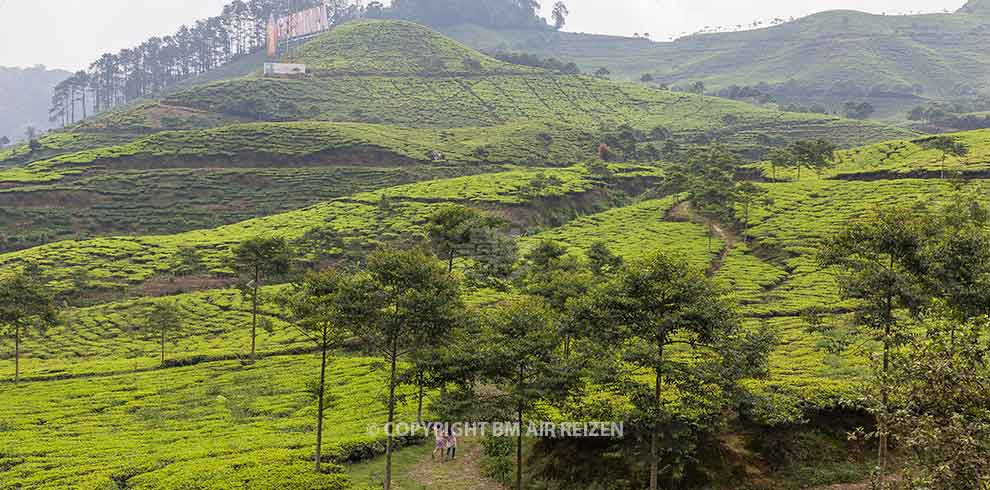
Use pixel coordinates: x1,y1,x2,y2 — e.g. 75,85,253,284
350,247,464,489
425,204,506,272
143,302,184,366
479,295,577,489
755,129,990,180
0,273,58,382
885,312,990,490
578,251,768,488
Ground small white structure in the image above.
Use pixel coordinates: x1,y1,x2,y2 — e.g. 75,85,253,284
264,63,307,77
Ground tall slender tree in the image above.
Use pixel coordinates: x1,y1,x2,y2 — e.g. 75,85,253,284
350,247,463,490
819,207,929,482
0,274,58,383
143,302,184,366
482,295,578,490
231,236,292,359
280,269,368,472
583,251,749,490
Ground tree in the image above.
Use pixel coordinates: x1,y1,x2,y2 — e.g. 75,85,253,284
766,147,794,182
819,207,930,482
594,67,611,78
144,302,183,366
844,100,876,119
231,236,292,358
520,246,594,358
884,311,990,490
27,138,41,154
664,146,741,251
583,251,760,490
789,139,836,180
522,240,568,273
279,269,367,472
690,81,706,95
0,274,58,383
0,136,9,149
918,195,990,320
922,135,969,179
551,2,570,30
482,296,577,490
640,73,655,83
586,240,623,275
351,247,463,490
425,204,507,274
735,181,767,228
365,1,386,18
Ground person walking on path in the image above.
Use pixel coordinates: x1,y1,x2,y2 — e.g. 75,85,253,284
445,429,458,461
433,426,447,462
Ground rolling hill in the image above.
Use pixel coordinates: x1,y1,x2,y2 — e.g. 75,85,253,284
443,1,990,119
0,20,912,253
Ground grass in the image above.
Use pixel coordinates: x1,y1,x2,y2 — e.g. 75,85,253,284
0,132,139,166
443,9,990,116
161,74,912,148
0,354,423,490
518,196,719,269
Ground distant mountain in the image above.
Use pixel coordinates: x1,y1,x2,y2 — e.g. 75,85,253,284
0,66,72,143
443,6,990,119
958,0,990,14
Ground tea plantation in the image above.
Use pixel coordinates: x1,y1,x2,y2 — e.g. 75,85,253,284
0,355,421,490
3,17,990,490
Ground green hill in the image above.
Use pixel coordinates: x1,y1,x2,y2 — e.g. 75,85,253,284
291,19,540,75
0,20,913,254
443,7,990,118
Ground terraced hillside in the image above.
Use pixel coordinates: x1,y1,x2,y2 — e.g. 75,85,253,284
0,164,659,295
0,21,913,258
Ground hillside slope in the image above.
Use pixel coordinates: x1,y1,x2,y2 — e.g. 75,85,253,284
0,20,914,253
444,6,990,117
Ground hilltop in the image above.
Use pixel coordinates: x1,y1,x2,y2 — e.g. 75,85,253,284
290,20,540,75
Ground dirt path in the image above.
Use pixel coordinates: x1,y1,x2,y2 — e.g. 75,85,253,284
406,438,507,490
348,438,507,490
707,222,737,276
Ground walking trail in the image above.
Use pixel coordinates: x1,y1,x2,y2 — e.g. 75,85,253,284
347,437,507,490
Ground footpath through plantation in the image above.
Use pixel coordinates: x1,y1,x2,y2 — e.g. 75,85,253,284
2,15,990,490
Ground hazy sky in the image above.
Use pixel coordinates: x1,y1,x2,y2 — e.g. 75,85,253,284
0,0,969,70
